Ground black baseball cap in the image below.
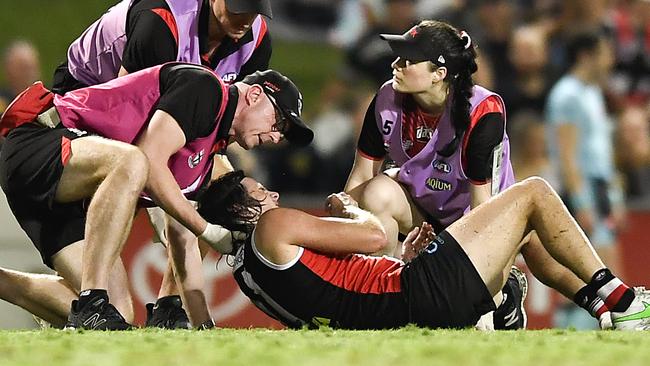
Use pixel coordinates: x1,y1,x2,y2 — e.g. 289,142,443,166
225,0,273,18
380,25,453,72
242,70,314,147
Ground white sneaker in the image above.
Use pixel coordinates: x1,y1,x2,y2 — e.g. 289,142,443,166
611,286,650,331
598,311,613,330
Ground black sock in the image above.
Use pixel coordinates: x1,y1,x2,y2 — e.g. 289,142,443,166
573,285,607,318
78,289,108,308
589,268,635,312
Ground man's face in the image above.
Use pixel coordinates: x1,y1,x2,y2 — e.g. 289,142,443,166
212,0,258,40
241,177,279,214
233,89,283,150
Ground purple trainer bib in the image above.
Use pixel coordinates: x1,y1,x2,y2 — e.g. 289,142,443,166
375,82,515,228
67,0,265,85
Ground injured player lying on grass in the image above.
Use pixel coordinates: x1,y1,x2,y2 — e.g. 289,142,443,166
197,171,650,331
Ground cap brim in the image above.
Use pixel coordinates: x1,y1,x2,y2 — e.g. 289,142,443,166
379,33,429,63
284,112,313,147
225,0,273,18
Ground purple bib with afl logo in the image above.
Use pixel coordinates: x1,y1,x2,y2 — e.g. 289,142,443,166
67,0,265,85
374,82,515,228
54,64,229,199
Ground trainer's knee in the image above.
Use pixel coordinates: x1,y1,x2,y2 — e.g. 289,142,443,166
112,146,149,191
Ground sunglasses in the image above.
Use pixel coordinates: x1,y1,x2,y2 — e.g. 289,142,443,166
267,95,290,135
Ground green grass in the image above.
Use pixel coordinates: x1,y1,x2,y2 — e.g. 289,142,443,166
0,327,649,366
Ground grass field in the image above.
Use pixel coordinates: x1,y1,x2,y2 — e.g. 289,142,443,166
1,327,649,366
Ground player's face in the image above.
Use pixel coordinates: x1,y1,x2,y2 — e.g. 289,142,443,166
390,57,436,93
234,91,283,150
212,0,258,40
241,177,279,214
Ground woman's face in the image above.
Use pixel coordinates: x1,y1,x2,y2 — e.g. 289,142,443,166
241,177,279,215
390,57,437,93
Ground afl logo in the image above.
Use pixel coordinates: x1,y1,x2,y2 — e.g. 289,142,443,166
188,149,205,168
425,177,452,191
432,160,451,174
222,72,238,84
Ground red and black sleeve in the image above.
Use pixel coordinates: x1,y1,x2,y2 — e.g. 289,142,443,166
123,0,178,73
461,96,505,183
356,95,386,160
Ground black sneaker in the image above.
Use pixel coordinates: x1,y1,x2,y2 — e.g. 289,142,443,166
64,297,133,331
145,295,191,329
493,266,528,330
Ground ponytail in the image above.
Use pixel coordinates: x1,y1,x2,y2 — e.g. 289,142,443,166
437,31,479,157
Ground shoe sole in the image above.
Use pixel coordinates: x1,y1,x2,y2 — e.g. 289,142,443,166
509,265,528,329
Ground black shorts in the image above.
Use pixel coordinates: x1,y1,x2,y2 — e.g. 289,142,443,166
401,231,496,328
0,123,88,268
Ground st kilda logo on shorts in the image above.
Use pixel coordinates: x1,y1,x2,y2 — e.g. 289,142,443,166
188,149,205,168
425,177,452,191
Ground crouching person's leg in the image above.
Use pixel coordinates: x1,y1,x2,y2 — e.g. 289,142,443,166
54,136,148,330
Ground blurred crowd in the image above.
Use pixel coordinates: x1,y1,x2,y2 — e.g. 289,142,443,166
0,0,649,329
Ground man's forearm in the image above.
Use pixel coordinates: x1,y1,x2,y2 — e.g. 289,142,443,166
146,162,206,236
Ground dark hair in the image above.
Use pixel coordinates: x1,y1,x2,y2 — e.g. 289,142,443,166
418,20,479,157
196,170,261,252
566,30,605,68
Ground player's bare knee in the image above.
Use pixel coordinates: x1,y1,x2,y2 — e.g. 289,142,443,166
522,177,553,202
359,175,398,213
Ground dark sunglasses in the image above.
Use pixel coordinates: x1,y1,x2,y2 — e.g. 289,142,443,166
267,95,290,135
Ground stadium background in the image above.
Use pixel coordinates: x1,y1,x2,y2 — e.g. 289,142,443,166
0,0,648,329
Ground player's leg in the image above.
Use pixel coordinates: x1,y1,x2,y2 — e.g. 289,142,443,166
520,233,611,329
0,267,76,327
446,177,604,294
447,177,646,330
357,174,425,255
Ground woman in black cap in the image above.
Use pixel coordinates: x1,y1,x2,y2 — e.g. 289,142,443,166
343,20,610,330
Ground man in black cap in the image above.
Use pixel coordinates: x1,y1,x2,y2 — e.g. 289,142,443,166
0,63,312,330
49,0,277,329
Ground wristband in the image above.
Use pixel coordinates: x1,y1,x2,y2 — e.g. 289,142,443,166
199,223,233,254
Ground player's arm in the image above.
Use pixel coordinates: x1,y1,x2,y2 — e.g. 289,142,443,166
256,205,387,257
344,95,385,198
